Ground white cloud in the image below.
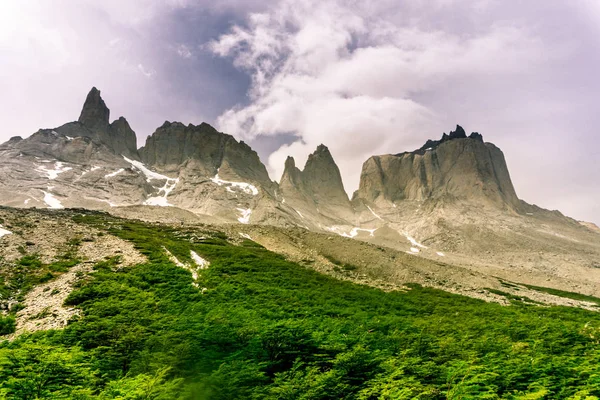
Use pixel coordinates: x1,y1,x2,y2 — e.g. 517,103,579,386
176,44,193,58
211,0,547,190
137,63,156,78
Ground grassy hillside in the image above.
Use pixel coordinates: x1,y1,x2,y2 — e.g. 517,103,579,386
1,212,600,399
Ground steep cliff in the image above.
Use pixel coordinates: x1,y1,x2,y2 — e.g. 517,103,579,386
279,145,352,224
139,121,273,188
355,129,520,211
59,87,139,159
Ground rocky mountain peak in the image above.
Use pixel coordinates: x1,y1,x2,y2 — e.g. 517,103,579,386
469,132,483,142
448,124,467,140
306,144,334,165
139,121,273,188
284,156,296,170
358,126,520,210
415,125,484,153
108,117,138,159
303,145,346,196
279,145,351,219
78,87,110,131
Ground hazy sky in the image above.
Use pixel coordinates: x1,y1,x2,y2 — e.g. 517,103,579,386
1,0,599,224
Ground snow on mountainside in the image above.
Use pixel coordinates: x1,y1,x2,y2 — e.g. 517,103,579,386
0,87,599,300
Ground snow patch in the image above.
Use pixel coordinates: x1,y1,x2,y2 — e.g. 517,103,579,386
164,247,185,267
65,135,74,141
123,156,179,206
436,252,445,257
123,156,172,181
42,191,63,209
326,226,377,238
24,199,30,205
104,168,124,179
90,166,101,172
409,247,420,253
404,233,427,249
295,209,304,219
0,225,12,238
37,161,72,180
239,233,253,240
237,208,252,224
191,251,210,269
144,178,179,207
366,205,383,220
163,247,206,287
211,172,259,196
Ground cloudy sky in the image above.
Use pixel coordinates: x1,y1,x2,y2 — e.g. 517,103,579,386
1,0,599,224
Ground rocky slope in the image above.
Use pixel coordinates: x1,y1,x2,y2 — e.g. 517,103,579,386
0,88,598,302
0,88,286,224
137,120,283,224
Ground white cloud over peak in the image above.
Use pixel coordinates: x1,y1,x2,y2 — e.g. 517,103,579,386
211,0,547,190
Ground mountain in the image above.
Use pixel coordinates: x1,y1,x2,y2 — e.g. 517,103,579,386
340,128,600,298
354,126,520,210
137,120,280,223
0,88,152,210
0,87,598,300
0,88,281,223
278,145,353,227
63,87,139,159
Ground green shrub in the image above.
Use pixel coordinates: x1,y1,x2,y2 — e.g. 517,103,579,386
3,212,600,398
17,255,42,269
0,315,15,335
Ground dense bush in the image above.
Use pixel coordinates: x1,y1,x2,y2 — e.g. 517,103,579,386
0,315,15,335
1,214,599,399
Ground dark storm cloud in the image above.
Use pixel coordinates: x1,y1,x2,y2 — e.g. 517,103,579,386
1,0,598,224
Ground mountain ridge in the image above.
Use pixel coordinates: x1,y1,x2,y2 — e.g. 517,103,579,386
0,87,598,291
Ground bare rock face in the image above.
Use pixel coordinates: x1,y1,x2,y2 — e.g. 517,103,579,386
139,122,272,187
78,87,110,132
280,145,351,208
278,145,353,227
137,121,286,225
356,132,520,211
303,145,351,209
108,117,139,159
1,89,598,298
62,87,139,159
0,88,156,211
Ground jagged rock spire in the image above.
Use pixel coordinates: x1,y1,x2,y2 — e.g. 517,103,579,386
78,87,110,131
279,144,352,218
415,125,484,152
302,144,348,204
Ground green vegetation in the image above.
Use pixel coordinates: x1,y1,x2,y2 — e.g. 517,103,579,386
485,288,542,305
1,212,600,398
323,254,359,271
0,315,15,335
0,248,80,318
522,284,600,306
